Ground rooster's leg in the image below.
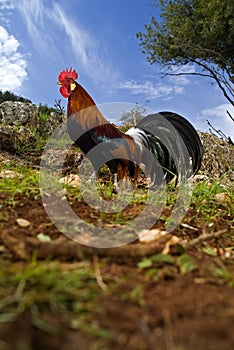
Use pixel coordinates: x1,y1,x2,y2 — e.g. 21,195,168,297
113,173,118,192
87,171,96,183
133,164,140,185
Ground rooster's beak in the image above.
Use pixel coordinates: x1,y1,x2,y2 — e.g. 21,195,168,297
57,81,62,85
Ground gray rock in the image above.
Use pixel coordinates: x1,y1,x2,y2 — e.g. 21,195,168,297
198,131,234,181
0,101,38,129
0,101,38,152
40,112,66,136
0,125,36,152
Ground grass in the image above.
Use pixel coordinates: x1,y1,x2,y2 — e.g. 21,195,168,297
137,252,197,275
0,259,110,338
210,258,234,287
2,109,232,226
1,158,233,226
0,250,226,338
9,112,67,155
192,178,233,207
0,163,40,205
0,158,233,346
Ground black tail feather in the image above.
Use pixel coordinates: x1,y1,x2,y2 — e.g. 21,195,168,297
159,111,203,176
136,111,203,182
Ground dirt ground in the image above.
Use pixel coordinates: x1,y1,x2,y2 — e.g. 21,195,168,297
0,150,234,350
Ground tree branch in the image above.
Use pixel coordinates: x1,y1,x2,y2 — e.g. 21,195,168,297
185,229,227,249
162,58,234,106
227,110,234,122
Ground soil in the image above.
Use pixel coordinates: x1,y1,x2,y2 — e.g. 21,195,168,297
0,150,234,350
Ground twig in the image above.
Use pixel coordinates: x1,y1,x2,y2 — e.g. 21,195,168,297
54,99,65,115
93,255,108,291
227,110,234,122
207,120,228,140
207,117,234,144
138,320,155,349
184,229,227,249
1,231,167,260
162,308,175,350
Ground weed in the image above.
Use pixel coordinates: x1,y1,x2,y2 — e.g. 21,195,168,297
0,259,109,337
190,178,233,222
0,163,40,205
210,258,234,287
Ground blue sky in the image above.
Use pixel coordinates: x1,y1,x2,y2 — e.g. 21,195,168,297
0,0,233,138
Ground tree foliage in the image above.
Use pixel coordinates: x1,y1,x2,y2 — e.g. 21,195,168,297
137,0,234,106
38,100,65,116
0,90,31,104
120,105,147,127
38,103,57,116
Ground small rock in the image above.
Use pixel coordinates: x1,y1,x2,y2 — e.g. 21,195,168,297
162,235,180,254
0,170,23,179
59,174,80,187
214,193,231,205
0,245,6,253
193,174,208,182
139,228,167,243
37,233,51,242
16,218,31,227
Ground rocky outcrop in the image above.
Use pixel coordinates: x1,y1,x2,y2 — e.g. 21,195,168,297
0,101,65,153
38,112,66,138
0,125,36,153
0,101,38,152
198,131,234,182
0,101,38,128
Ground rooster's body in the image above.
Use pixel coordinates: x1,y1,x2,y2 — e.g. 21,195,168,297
58,68,203,186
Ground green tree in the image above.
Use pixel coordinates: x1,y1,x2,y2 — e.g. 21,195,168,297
38,103,57,116
137,0,234,106
0,90,31,104
120,105,147,127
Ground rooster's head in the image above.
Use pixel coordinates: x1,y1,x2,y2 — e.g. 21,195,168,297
57,67,78,98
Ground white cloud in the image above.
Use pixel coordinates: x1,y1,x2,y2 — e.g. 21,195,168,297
0,25,28,91
15,0,62,62
167,65,196,85
117,79,184,100
201,104,234,119
198,104,234,139
0,0,14,24
15,0,116,83
51,3,117,83
117,65,196,100
0,0,14,10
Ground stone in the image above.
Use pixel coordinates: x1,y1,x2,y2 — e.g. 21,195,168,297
0,170,23,178
198,131,234,182
16,218,31,227
0,101,38,129
59,174,81,187
0,125,36,152
0,101,38,152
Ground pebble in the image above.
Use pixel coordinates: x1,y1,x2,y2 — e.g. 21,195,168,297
16,218,31,227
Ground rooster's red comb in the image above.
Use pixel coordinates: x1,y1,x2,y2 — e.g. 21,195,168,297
58,67,78,81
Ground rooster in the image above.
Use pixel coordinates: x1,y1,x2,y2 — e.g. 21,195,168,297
57,67,203,186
